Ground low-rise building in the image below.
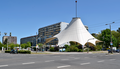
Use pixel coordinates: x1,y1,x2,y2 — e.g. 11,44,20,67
2,36,17,44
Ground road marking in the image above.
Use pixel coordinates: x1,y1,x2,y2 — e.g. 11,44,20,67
0,65,8,67
29,57,36,58
110,59,116,61
61,59,69,61
74,58,80,59
22,62,35,65
45,60,55,62
53,56,60,57
97,60,104,62
85,57,89,58
57,65,71,68
80,62,90,65
69,57,76,58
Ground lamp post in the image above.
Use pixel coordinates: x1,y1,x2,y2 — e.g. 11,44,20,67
36,32,38,53
106,22,115,53
87,38,95,53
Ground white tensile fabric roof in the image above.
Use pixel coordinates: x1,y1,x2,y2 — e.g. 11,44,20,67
46,17,101,46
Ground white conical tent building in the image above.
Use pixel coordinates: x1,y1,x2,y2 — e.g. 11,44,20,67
46,17,101,46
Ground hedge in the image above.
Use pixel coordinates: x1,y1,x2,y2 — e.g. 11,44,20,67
5,50,11,53
5,50,31,54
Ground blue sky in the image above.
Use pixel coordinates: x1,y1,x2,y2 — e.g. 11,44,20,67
0,0,120,44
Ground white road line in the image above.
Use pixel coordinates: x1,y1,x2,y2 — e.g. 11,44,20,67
80,62,90,65
61,59,69,61
57,65,71,68
0,65,8,67
69,57,76,58
85,57,89,58
74,58,80,59
110,59,116,61
53,56,60,57
45,60,55,62
97,60,105,62
22,62,35,65
29,57,36,58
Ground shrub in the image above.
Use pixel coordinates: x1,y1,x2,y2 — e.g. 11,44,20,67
54,46,59,51
96,45,102,51
5,50,11,53
64,45,69,49
89,46,97,51
18,50,31,54
5,50,31,54
77,45,82,49
79,49,83,52
66,46,79,52
50,47,54,52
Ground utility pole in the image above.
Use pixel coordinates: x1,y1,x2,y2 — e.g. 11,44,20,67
36,32,37,53
75,0,77,17
103,36,104,50
106,22,115,53
0,32,1,42
87,38,94,53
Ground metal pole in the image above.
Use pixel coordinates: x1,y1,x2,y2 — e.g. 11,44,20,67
0,32,1,42
87,42,89,53
110,24,113,53
103,36,104,50
36,32,37,53
75,0,77,17
7,39,8,50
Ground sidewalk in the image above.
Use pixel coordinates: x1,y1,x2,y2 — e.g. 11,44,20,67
31,51,93,54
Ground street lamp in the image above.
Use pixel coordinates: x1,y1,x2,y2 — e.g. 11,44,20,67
87,38,95,53
106,22,115,53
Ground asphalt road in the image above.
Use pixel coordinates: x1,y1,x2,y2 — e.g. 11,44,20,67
0,53,120,69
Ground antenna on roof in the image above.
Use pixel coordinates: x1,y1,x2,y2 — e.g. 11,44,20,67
75,0,77,17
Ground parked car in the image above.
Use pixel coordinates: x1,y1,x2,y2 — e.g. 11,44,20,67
116,49,120,53
10,49,18,54
108,49,120,53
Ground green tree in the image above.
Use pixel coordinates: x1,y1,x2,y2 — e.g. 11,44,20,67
0,42,4,50
117,27,120,33
15,44,19,47
21,43,25,49
27,42,31,48
38,43,43,51
8,43,15,50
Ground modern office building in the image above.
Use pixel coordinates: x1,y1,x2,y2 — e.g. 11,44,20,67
2,36,17,44
38,22,69,45
20,35,37,46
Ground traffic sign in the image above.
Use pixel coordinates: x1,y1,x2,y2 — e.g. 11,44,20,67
110,42,113,45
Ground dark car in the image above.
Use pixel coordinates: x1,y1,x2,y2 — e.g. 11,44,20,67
108,49,120,53
10,49,18,54
116,49,120,53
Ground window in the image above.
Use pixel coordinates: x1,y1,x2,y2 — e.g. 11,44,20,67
54,25,56,28
46,28,48,32
51,32,53,35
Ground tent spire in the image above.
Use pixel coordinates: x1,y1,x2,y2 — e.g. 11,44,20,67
75,0,77,17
